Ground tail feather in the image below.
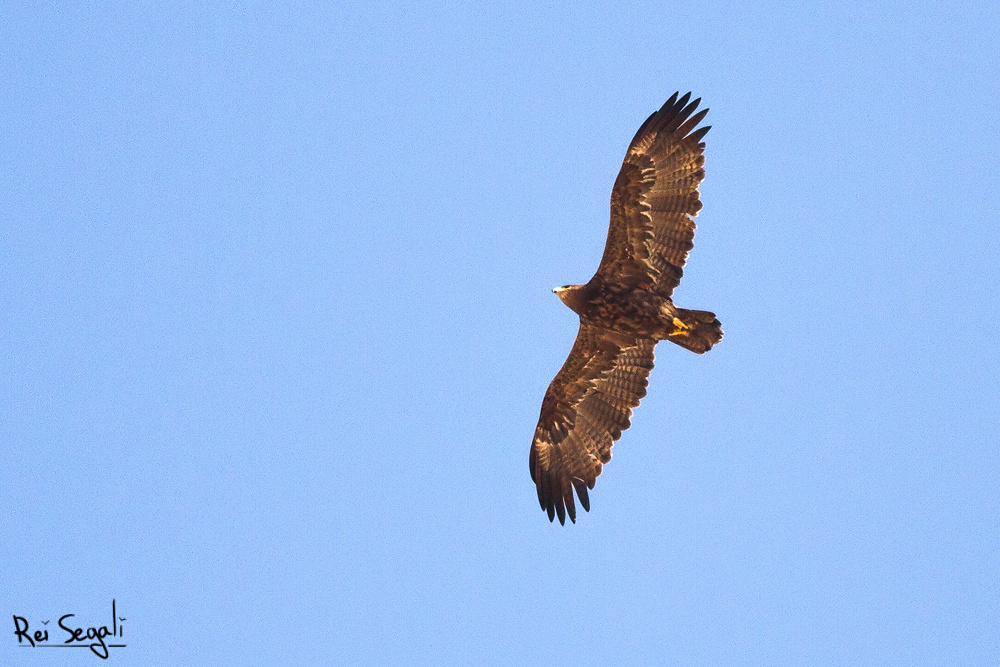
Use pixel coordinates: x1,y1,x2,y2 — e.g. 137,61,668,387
669,308,723,354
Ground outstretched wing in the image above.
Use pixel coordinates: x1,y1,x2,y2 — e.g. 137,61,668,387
596,92,710,297
529,323,656,524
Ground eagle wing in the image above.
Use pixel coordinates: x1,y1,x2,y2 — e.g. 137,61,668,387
529,323,656,524
596,92,710,297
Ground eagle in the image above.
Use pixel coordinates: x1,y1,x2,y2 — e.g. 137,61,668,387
529,92,722,524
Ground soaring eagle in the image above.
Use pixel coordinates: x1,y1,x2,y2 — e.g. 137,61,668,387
529,93,722,524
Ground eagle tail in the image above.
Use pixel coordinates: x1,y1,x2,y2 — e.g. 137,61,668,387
669,309,723,354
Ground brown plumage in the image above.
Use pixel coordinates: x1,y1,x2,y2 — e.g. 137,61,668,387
529,93,723,524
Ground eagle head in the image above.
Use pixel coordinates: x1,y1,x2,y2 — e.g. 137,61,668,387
552,284,587,314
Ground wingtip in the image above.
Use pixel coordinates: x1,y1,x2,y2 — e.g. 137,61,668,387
690,125,711,143
572,478,591,512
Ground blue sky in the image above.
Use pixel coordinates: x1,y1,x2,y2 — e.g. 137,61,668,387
3,1,998,664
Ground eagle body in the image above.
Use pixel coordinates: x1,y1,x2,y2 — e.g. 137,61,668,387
530,93,723,524
557,279,701,342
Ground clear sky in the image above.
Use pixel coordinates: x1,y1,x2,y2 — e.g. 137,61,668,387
3,1,998,664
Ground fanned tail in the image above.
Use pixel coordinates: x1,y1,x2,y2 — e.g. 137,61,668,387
668,308,722,354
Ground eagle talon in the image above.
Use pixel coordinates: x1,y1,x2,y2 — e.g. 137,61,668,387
669,317,691,336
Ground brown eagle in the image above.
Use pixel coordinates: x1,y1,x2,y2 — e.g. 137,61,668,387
529,92,722,524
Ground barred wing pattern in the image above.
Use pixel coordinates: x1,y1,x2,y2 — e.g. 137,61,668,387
529,324,655,524
599,92,710,297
